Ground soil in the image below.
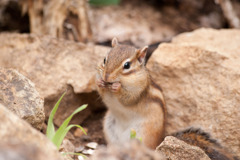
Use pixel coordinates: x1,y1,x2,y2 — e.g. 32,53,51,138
74,110,107,147
71,110,106,159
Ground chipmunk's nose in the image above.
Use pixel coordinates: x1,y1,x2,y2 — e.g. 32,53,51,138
103,71,117,83
103,72,110,82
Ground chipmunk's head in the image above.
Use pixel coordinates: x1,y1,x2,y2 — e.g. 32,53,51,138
97,38,149,91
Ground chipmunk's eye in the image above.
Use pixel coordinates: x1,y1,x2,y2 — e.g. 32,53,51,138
123,61,131,69
103,58,106,64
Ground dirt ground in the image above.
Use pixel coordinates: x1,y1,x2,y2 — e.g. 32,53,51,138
75,110,106,146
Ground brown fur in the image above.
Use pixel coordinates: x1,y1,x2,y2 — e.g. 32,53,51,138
172,128,239,160
151,80,163,92
105,45,136,75
143,81,166,147
96,41,166,149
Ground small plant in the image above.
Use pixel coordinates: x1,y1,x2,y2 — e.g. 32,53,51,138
89,0,120,6
46,92,87,149
130,129,142,142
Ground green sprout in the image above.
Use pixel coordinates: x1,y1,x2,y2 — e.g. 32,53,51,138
46,92,87,149
89,0,120,6
130,129,142,142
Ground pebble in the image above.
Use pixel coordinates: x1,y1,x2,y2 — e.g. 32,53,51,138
78,155,85,160
75,146,84,153
82,149,95,155
86,142,98,149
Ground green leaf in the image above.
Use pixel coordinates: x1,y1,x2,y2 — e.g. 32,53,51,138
130,129,142,143
55,124,87,149
89,0,120,6
130,129,136,139
138,137,142,142
46,92,66,140
52,105,87,148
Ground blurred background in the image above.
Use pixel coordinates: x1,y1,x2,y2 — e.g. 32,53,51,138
0,0,240,49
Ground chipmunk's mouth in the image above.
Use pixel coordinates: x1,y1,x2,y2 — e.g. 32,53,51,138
103,80,120,86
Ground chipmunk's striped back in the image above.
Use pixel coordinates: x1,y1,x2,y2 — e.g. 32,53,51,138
148,80,166,136
149,80,166,115
172,128,239,160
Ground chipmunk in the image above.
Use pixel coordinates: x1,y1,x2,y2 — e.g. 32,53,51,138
172,127,239,160
96,38,166,149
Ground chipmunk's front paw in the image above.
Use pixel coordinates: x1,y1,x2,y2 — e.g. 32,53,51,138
96,79,105,88
111,82,121,92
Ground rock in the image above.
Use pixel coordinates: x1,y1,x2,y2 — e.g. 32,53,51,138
78,155,85,160
0,142,47,160
89,1,224,47
78,156,85,160
59,139,75,159
147,28,240,157
60,139,75,153
82,149,95,155
90,140,166,160
156,136,210,160
89,1,175,47
76,142,98,157
75,146,84,153
86,142,98,149
0,103,64,160
0,67,44,130
0,33,107,126
171,28,240,58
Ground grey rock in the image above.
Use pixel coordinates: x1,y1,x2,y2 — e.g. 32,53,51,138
0,103,64,160
156,136,210,160
0,67,44,130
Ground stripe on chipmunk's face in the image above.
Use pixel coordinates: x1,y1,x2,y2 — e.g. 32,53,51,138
121,45,148,76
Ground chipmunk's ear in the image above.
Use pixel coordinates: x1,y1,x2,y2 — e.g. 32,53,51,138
111,37,118,47
137,46,148,65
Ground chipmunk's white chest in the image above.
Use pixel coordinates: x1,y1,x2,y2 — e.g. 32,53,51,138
103,93,143,144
